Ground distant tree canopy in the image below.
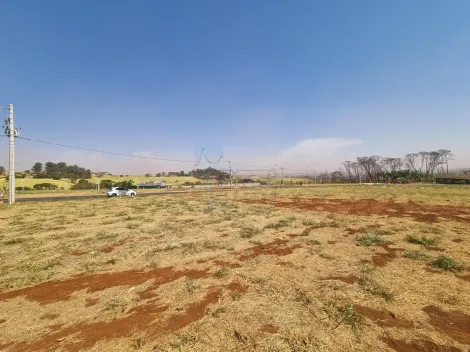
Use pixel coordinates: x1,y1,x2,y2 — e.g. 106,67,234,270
0,166,5,175
335,149,455,184
71,179,96,190
31,161,92,180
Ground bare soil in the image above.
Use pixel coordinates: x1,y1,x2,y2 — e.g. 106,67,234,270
0,186,469,351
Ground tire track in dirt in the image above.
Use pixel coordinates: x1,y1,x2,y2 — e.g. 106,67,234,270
240,198,470,224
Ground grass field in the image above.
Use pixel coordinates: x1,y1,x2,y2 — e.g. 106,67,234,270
0,175,207,191
0,185,469,351
0,175,310,192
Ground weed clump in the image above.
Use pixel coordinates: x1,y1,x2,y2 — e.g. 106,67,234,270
405,234,439,247
3,237,26,245
355,234,385,247
240,227,261,238
430,255,464,272
404,250,430,261
333,304,364,330
358,275,393,301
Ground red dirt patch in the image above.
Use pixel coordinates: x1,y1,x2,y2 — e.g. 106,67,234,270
452,239,463,243
372,244,404,267
85,298,99,307
70,250,87,256
213,260,242,268
241,198,470,224
1,281,248,352
381,337,462,352
320,275,357,284
238,239,302,261
100,243,121,253
0,267,210,305
138,286,159,300
354,305,414,329
0,342,14,350
422,306,470,344
39,313,59,320
457,275,470,282
346,224,382,236
225,282,248,294
260,324,279,334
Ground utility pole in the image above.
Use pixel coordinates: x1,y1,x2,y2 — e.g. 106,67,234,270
281,167,284,188
96,168,101,191
228,160,232,190
274,165,277,188
3,104,19,205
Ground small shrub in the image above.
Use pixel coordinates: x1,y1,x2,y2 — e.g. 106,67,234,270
15,186,31,191
3,237,26,245
355,234,385,247
265,219,291,230
404,250,430,261
306,239,321,245
100,180,114,189
358,275,393,301
334,304,364,330
214,267,229,278
430,255,464,272
240,227,261,238
71,179,96,190
406,234,439,247
33,183,57,190
302,219,319,226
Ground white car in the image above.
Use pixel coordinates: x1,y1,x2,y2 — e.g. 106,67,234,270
106,187,136,197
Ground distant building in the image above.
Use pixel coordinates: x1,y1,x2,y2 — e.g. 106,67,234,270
136,180,168,189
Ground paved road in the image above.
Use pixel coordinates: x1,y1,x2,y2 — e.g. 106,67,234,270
1,189,227,203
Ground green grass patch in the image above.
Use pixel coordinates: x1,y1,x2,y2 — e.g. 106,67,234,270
430,255,464,272
358,275,393,302
405,234,439,247
355,234,385,247
403,250,431,261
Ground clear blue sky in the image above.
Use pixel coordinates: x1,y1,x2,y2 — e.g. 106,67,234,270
1,0,470,172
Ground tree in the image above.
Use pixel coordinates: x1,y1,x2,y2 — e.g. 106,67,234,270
437,149,453,174
32,162,43,175
71,179,96,190
100,179,114,189
114,179,135,188
0,166,5,175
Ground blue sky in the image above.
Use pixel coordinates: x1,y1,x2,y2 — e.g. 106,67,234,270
1,0,470,173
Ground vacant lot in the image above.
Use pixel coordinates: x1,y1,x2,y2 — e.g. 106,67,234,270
0,185,469,351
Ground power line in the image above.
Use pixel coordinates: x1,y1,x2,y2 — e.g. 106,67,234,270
16,136,204,163
15,135,315,173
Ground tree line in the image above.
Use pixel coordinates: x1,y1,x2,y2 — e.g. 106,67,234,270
30,162,92,181
337,149,454,183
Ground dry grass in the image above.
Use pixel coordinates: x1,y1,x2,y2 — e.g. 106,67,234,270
0,185,469,351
